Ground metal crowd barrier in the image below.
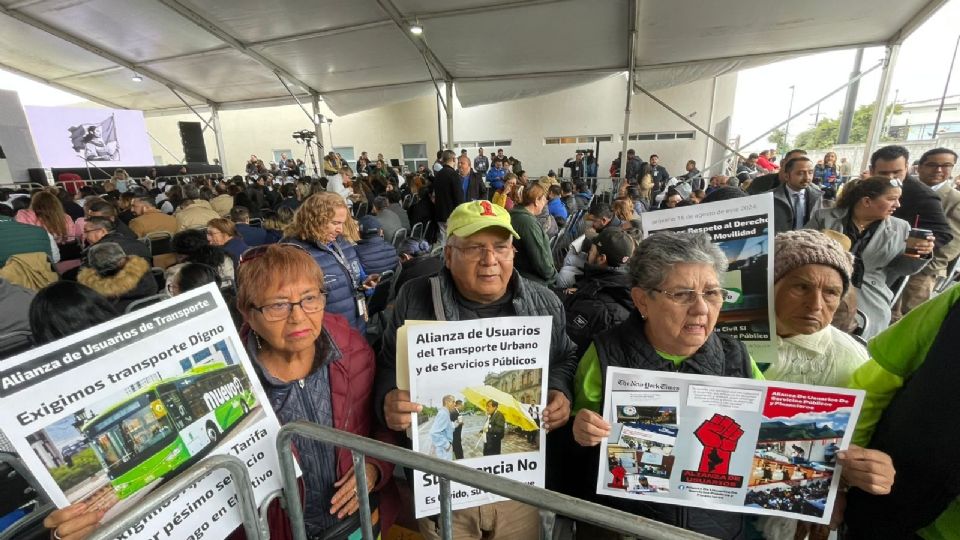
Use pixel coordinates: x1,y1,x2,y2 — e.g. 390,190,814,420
277,421,712,540
88,454,265,540
0,452,53,540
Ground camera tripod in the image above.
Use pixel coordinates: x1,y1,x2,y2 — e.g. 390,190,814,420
299,137,321,177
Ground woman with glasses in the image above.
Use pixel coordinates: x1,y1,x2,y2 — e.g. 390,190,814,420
509,183,557,286
284,192,379,333
806,176,933,339
243,244,399,538
570,231,762,539
206,217,249,269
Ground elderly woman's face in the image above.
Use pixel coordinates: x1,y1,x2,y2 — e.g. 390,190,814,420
631,262,722,357
246,279,325,356
774,264,843,337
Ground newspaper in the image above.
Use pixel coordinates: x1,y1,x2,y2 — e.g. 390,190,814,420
597,366,864,525
403,316,550,518
0,284,284,539
641,193,778,364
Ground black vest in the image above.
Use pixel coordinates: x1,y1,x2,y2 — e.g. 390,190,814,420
592,313,753,539
844,300,960,539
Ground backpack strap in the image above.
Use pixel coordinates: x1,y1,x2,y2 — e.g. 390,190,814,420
429,275,446,321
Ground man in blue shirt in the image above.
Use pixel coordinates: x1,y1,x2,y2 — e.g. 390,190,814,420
486,160,506,191
430,395,457,460
546,184,569,225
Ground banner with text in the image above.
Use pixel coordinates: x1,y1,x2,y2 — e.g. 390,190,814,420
405,316,549,518
0,284,284,540
641,193,777,364
597,367,864,525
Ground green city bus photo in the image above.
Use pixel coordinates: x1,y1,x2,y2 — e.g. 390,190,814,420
79,362,259,499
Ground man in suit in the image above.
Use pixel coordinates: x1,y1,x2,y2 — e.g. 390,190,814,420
769,156,823,233
482,400,506,456
871,145,953,248
747,149,808,195
451,399,464,459
432,150,463,244
897,147,960,316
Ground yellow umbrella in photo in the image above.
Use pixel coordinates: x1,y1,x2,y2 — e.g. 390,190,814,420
461,385,538,431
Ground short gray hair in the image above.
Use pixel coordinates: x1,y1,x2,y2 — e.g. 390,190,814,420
628,231,727,290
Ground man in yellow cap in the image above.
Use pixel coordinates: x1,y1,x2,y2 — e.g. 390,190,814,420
374,200,578,540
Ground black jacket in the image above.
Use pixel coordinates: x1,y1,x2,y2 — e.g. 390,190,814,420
893,176,953,247
463,171,487,203
562,265,633,357
433,164,464,222
746,172,780,195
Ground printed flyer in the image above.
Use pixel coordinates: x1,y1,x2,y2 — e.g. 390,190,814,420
404,316,550,518
641,193,778,364
597,367,864,525
0,284,285,540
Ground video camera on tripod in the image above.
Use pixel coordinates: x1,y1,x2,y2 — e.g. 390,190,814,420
292,129,315,141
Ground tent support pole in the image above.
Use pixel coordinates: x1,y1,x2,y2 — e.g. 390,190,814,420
210,104,227,175
837,48,864,144
860,45,900,173
312,93,325,156
619,0,639,179
445,81,454,150
703,76,719,172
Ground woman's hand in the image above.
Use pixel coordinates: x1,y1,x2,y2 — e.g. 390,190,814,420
330,463,380,519
912,236,935,257
572,409,610,447
838,445,895,495
44,503,106,540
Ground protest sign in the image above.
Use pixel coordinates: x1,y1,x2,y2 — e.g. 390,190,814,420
597,367,863,525
404,316,550,518
0,284,284,539
641,193,778,364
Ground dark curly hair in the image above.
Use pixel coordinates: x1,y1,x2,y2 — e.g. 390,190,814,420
172,229,227,268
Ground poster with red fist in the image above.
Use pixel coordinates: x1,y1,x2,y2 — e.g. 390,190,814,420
597,368,864,525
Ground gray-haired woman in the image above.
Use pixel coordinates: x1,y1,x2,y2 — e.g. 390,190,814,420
571,230,761,539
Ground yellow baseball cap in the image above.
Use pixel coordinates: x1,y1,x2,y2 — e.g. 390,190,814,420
446,200,520,239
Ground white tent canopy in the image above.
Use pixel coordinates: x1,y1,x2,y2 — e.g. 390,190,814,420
0,0,946,117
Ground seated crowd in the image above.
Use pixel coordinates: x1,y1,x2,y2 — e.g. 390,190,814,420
1,142,958,540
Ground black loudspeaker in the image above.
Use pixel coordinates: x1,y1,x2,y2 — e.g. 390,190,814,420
178,121,207,164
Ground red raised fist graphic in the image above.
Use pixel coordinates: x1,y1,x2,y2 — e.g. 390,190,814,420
693,414,744,474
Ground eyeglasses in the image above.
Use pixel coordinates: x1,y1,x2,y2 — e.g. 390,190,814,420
649,288,733,306
449,244,516,262
239,243,309,265
921,162,955,170
83,228,104,234
253,292,326,321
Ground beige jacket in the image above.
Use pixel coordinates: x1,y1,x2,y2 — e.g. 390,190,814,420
210,194,234,217
175,200,221,232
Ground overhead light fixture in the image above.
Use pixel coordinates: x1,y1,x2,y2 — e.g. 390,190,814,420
131,73,143,82
410,24,423,35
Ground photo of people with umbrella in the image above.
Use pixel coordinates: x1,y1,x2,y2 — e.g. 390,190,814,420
417,371,544,461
